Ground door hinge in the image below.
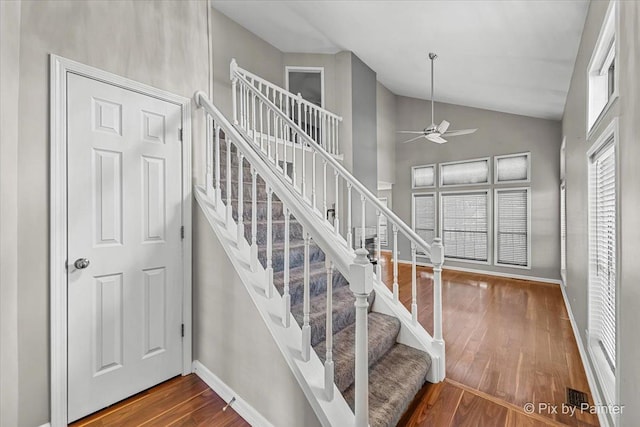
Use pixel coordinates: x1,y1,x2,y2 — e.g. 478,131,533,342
180,225,185,240
181,324,185,337
178,128,183,141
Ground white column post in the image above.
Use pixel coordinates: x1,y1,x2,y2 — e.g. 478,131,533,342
324,258,334,400
411,241,418,325
230,59,238,125
225,138,233,228
265,186,273,298
376,211,382,280
360,195,366,249
250,167,258,270
350,248,373,427
431,237,446,381
334,170,340,237
392,225,399,303
214,125,221,211
346,184,352,247
237,152,245,246
205,115,213,198
282,206,291,327
302,232,311,361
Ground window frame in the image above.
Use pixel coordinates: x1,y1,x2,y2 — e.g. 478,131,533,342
285,66,325,108
411,192,437,257
586,117,619,409
493,187,531,269
439,157,491,188
411,164,436,189
494,152,531,184
439,189,491,265
586,0,619,137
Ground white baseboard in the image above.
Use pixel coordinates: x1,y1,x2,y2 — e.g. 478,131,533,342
394,258,562,285
192,360,274,427
37,423,51,427
560,286,610,427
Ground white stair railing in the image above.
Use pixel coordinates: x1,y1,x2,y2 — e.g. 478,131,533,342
228,61,446,381
195,91,372,426
231,59,343,156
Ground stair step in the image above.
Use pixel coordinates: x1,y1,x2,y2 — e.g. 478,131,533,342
258,238,325,272
244,219,304,245
273,261,349,307
291,286,375,347
314,312,401,393
343,344,432,427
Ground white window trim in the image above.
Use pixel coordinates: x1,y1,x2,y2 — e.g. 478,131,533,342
586,0,619,137
411,164,436,189
439,156,491,188
586,117,619,409
411,192,436,258
285,66,325,108
493,187,531,269
439,189,492,265
494,152,531,184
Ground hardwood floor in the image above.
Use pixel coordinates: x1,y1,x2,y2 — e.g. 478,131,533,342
69,375,249,427
70,254,599,427
378,253,599,427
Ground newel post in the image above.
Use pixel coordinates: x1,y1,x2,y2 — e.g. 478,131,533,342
431,237,446,381
350,248,372,427
230,58,238,125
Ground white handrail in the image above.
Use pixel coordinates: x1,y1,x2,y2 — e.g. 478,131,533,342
232,70,434,259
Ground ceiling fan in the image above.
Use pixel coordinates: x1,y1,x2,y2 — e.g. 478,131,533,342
398,53,477,144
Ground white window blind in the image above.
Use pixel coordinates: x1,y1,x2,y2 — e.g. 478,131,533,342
495,153,530,183
495,189,529,267
412,194,435,256
412,165,435,188
589,140,616,375
441,192,488,262
440,158,489,186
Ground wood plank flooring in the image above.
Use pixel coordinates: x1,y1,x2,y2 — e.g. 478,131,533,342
378,253,599,427
69,375,248,427
70,253,599,427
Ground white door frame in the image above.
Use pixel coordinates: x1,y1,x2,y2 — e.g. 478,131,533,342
49,55,192,427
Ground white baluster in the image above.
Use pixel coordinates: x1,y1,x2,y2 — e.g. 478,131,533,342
237,152,245,246
302,131,307,199
230,61,238,125
312,151,317,210
297,93,302,129
250,167,258,271
393,225,399,303
376,211,382,280
259,98,264,148
292,128,298,190
215,125,221,211
252,92,256,143
283,206,291,327
226,138,232,228
360,195,366,249
346,184,352,247
334,170,340,236
266,186,273,298
432,237,446,381
302,232,311,361
322,159,327,220
205,115,212,198
324,257,334,400
267,111,272,159
335,118,340,155
411,241,417,325
350,249,372,427
282,115,288,180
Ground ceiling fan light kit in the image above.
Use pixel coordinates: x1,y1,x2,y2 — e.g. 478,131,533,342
399,52,477,144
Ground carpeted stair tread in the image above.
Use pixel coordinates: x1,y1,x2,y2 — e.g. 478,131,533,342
291,286,375,347
273,261,349,307
343,343,432,427
257,239,325,272
314,312,401,393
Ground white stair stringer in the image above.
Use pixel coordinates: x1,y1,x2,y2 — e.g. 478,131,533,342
194,186,354,427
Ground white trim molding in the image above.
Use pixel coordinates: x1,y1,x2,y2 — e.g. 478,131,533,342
285,66,325,108
49,55,193,427
192,361,274,427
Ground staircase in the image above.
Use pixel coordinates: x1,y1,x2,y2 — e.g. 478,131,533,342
193,60,446,427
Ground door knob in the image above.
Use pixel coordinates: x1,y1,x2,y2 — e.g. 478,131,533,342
74,258,90,270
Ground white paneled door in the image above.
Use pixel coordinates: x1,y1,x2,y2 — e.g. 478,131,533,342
67,73,184,422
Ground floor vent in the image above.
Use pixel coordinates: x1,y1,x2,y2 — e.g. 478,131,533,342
566,388,588,407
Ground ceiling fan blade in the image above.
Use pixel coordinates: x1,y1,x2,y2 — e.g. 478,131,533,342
401,135,426,144
397,130,425,134
437,120,450,134
442,128,477,137
426,134,447,144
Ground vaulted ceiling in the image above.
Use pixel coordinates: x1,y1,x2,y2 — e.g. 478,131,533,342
212,0,589,120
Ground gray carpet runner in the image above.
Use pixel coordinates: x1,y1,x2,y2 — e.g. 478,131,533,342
218,138,431,427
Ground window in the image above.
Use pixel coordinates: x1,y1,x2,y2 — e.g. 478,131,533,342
412,193,436,256
495,152,530,184
587,1,618,133
378,197,389,247
495,188,530,268
440,158,490,187
412,164,435,189
440,191,489,263
285,66,324,108
588,120,617,406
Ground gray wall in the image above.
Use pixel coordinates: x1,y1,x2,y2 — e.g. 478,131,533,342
8,2,209,425
376,82,397,186
394,96,562,281
562,1,640,424
193,209,321,427
0,1,21,426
